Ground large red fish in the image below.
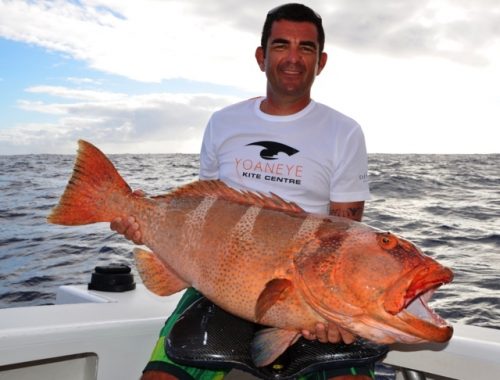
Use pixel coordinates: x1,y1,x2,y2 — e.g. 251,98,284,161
48,140,453,366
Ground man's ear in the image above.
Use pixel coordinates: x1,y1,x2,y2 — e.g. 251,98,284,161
255,46,265,72
317,52,328,75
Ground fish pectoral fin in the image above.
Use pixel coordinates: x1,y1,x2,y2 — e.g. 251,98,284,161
255,278,293,322
251,327,300,367
133,248,188,296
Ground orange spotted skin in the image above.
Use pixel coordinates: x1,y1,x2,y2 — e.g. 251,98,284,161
48,140,454,348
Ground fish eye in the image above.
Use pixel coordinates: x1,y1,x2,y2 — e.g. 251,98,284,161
377,232,398,250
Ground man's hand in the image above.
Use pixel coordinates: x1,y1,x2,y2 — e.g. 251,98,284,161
302,322,356,344
110,190,145,245
110,216,143,245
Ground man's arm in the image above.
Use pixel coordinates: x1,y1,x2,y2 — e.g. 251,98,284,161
329,200,365,222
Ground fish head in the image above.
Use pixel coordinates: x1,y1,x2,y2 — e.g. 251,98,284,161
295,223,454,344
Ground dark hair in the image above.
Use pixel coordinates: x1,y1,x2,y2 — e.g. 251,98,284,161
261,3,325,56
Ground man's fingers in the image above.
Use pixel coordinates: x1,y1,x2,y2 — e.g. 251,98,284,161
302,324,355,345
314,323,329,343
125,216,136,225
124,218,139,239
326,323,342,343
339,327,356,344
132,189,146,197
301,330,316,341
110,217,123,233
130,230,143,245
110,216,143,244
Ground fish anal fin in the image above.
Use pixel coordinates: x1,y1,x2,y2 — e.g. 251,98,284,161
133,248,188,296
251,328,300,367
255,278,293,322
169,180,304,214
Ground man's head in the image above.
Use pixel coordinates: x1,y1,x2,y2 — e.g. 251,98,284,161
255,3,327,109
261,3,325,57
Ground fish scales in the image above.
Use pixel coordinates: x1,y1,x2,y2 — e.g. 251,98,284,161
231,211,320,321
48,140,454,367
196,203,263,311
183,197,323,322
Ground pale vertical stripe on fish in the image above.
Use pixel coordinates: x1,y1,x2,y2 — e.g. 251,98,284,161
230,205,262,245
182,195,218,252
294,214,323,242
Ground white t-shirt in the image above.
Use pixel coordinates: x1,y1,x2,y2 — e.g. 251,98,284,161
199,97,370,214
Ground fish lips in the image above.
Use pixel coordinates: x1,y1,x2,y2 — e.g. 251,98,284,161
384,264,454,343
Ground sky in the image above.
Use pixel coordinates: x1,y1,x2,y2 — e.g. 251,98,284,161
0,0,499,155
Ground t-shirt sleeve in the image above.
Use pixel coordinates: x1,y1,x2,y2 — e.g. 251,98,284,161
199,118,219,180
330,123,371,202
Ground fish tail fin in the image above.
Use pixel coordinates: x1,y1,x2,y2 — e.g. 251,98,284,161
47,140,132,225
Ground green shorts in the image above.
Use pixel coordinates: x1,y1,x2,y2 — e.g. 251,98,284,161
143,288,375,380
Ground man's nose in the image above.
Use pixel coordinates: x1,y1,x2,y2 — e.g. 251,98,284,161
286,47,301,63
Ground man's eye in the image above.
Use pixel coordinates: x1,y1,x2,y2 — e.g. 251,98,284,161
272,44,287,51
301,46,316,53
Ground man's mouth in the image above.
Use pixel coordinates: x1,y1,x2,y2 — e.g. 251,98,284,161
280,65,304,76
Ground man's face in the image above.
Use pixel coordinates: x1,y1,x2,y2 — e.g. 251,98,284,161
256,20,327,100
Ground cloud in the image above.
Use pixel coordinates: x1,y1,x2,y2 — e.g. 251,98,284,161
66,77,103,85
1,0,499,89
318,0,500,65
0,0,260,87
26,85,128,101
191,0,500,66
0,1,499,154
0,86,239,154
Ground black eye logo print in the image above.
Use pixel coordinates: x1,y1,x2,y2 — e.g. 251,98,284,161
246,141,299,160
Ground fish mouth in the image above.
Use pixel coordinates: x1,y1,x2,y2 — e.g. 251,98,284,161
385,265,454,342
403,287,446,326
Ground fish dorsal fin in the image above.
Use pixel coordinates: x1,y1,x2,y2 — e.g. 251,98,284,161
255,278,294,322
162,180,304,214
133,248,189,296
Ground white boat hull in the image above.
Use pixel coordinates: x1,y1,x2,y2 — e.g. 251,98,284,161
0,285,498,380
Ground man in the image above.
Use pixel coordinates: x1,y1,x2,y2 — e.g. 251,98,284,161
112,4,372,380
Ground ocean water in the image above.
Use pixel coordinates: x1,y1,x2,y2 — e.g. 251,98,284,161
0,153,499,330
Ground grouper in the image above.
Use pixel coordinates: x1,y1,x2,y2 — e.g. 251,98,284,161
48,140,453,366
